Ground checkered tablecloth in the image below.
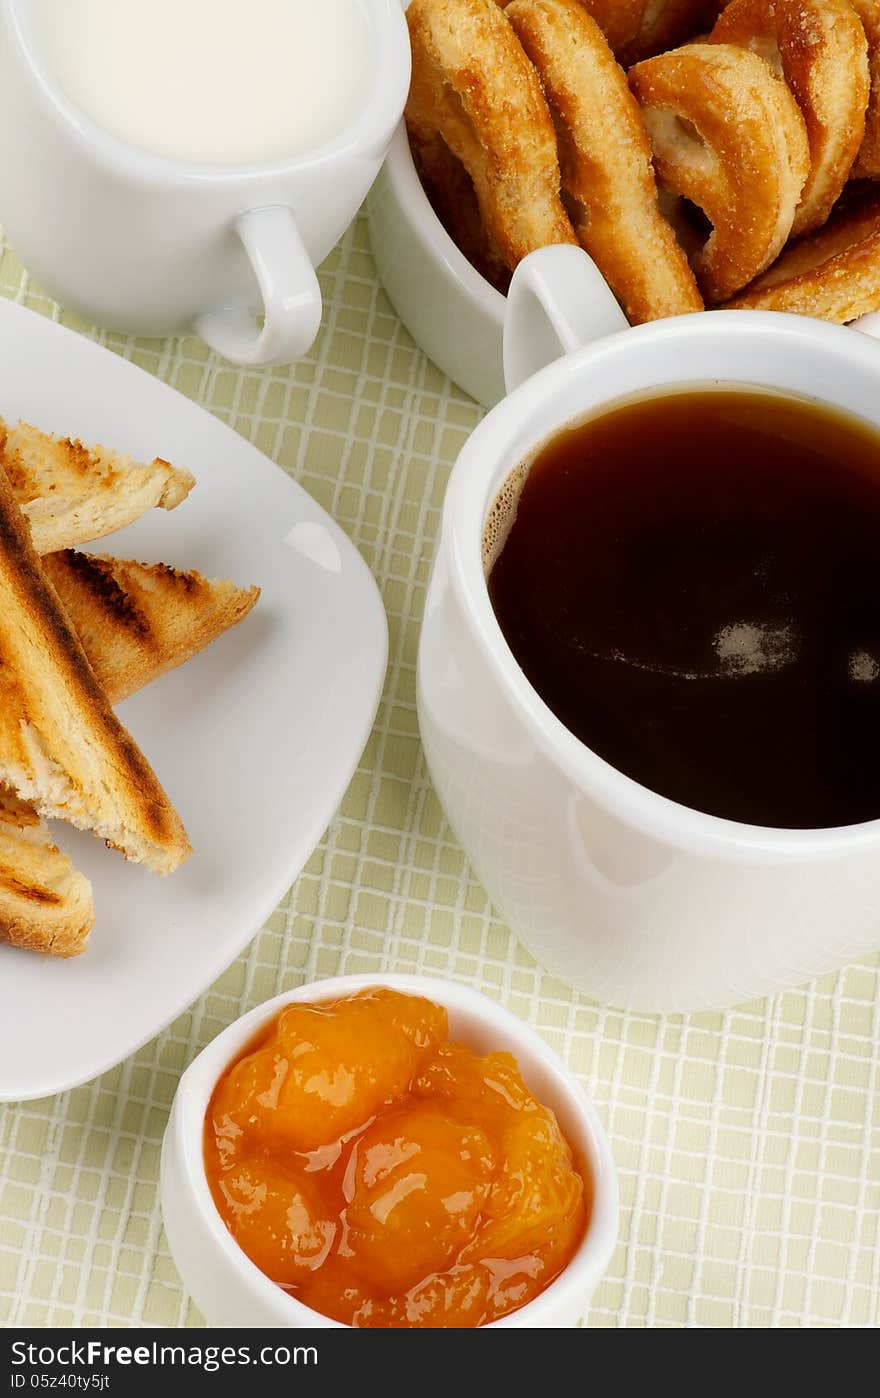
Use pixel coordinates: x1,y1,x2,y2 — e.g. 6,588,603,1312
0,213,878,1329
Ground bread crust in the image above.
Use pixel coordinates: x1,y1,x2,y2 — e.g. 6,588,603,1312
0,468,191,875
44,552,260,705
0,554,259,956
0,791,93,957
0,419,195,555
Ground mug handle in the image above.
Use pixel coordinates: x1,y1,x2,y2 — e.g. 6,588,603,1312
503,245,629,395
194,206,323,367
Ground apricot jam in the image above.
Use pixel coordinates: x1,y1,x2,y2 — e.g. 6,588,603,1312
204,988,588,1328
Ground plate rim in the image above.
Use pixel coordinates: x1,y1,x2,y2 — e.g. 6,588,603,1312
0,299,389,1102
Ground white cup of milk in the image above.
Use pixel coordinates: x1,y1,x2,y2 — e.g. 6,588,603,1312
0,0,410,366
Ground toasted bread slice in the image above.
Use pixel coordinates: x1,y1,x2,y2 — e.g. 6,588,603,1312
1,555,259,957
0,468,191,875
1,418,195,555
0,790,94,958
45,552,260,705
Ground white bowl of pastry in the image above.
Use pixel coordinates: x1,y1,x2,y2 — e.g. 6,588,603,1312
367,123,508,410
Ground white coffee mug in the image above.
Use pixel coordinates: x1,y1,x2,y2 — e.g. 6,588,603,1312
418,244,880,1014
0,0,410,366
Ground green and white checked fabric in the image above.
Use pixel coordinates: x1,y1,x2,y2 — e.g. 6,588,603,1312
0,213,878,1329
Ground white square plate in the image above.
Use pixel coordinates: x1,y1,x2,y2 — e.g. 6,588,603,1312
0,301,387,1101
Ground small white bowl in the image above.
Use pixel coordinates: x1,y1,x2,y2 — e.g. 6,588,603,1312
367,125,880,409
161,972,618,1329
367,125,506,410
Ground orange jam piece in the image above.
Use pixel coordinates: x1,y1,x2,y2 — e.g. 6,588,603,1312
341,1103,496,1293
213,1159,335,1287
210,987,447,1154
204,989,588,1328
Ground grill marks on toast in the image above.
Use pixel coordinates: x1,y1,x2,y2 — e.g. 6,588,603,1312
57,551,152,641
0,790,94,957
0,420,260,957
0,554,259,956
44,552,260,705
2,877,62,908
0,419,195,555
0,467,192,875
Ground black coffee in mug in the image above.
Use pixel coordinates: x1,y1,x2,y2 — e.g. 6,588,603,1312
486,388,880,829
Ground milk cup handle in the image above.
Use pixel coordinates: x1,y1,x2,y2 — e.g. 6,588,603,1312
503,245,629,395
194,206,323,367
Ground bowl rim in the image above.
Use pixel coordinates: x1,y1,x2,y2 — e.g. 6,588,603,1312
168,972,619,1329
383,122,507,325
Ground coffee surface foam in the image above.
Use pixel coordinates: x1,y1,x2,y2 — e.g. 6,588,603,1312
482,461,529,580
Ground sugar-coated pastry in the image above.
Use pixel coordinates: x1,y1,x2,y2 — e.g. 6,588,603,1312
630,42,810,301
506,0,703,321
710,0,869,235
727,184,880,321
405,0,577,274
